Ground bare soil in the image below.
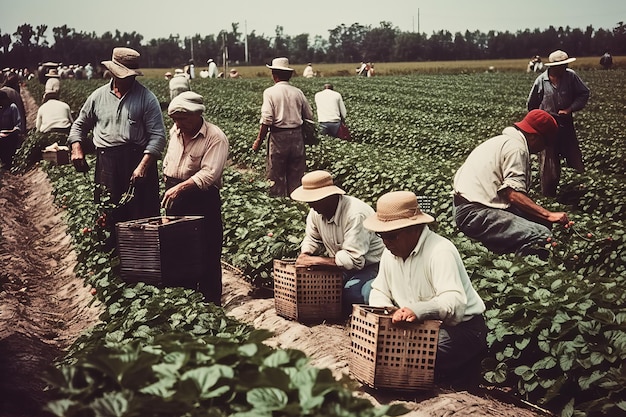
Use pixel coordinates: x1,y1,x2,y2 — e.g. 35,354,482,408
0,88,549,417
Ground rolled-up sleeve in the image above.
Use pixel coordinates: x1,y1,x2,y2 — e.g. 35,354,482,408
191,130,229,190
497,148,529,194
143,94,166,157
334,213,368,270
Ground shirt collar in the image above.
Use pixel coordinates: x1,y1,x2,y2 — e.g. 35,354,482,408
408,225,430,258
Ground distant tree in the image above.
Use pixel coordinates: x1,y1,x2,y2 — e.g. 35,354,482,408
362,21,397,62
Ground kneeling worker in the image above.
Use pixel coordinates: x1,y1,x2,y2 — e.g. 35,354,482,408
364,190,487,385
291,170,384,313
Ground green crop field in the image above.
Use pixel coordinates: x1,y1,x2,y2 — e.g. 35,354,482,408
22,64,625,417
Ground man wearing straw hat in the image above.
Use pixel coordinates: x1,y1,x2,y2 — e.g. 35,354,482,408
527,49,590,197
291,170,384,312
68,47,166,251
252,57,314,197
364,190,487,386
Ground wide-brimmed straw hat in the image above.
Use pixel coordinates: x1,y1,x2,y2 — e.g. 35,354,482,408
363,191,434,232
514,109,558,137
101,47,143,78
290,170,345,202
46,69,60,78
544,50,576,67
266,57,294,72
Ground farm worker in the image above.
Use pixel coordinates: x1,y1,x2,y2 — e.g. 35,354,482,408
452,109,570,260
162,91,229,306
291,170,385,313
207,59,218,78
169,69,191,100
44,68,61,95
1,72,27,133
314,83,347,138
36,89,73,134
599,51,613,69
0,89,23,169
527,49,590,197
251,57,314,197
228,68,241,78
68,47,166,251
364,191,487,387
302,63,315,78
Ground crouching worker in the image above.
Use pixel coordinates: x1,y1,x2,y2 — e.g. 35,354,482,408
364,191,487,387
162,91,229,306
290,170,384,314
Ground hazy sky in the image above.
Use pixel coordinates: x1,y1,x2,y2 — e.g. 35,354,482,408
2,0,624,42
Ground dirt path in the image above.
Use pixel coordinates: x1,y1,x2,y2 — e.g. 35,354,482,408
0,87,549,417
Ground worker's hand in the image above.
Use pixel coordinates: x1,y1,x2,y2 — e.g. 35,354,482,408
391,307,417,324
547,211,569,225
161,184,182,211
70,142,89,173
295,253,315,267
251,137,262,152
558,109,572,116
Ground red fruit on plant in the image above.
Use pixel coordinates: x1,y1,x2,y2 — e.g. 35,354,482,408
587,233,593,238
267,232,274,237
551,242,558,247
546,237,552,242
82,227,90,234
90,288,97,295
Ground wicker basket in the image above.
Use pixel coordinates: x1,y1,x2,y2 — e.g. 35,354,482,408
349,304,440,390
273,259,343,323
116,216,208,287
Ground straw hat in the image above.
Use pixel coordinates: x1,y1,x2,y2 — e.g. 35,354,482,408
544,50,576,67
46,69,60,78
363,191,434,232
101,47,143,78
290,170,345,202
266,57,294,71
514,109,558,137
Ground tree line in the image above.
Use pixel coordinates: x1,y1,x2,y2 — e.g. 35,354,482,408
1,20,625,71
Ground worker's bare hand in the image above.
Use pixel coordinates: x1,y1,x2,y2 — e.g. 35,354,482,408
391,307,417,323
548,211,569,225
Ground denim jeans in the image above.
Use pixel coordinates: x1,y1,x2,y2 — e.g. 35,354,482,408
454,200,552,258
343,262,379,312
320,121,340,137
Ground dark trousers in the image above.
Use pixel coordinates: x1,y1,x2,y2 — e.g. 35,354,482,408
0,132,21,168
95,145,160,250
165,177,223,306
436,314,488,386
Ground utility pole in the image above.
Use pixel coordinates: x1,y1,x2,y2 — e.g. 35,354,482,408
245,20,249,64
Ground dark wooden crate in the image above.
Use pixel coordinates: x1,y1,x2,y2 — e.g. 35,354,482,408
116,216,208,287
42,149,70,165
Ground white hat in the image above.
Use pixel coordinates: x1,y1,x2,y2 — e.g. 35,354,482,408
266,57,294,71
544,50,576,67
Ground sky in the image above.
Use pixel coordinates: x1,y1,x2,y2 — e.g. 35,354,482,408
2,0,624,43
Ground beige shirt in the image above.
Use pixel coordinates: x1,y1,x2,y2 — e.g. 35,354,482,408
453,126,530,209
260,81,313,128
301,195,384,270
162,119,229,190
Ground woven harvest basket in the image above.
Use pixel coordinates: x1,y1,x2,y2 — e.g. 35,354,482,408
116,216,207,287
349,304,440,390
273,259,343,323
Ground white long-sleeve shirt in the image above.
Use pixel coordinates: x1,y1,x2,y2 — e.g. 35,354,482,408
314,88,346,123
301,195,384,270
369,226,485,326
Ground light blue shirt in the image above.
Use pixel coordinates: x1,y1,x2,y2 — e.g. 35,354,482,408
68,79,166,157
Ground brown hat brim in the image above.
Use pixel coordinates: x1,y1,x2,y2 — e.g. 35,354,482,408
290,185,345,202
101,60,143,78
363,212,434,232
